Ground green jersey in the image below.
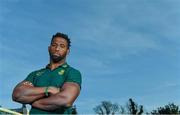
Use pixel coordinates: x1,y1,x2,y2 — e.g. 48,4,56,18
24,63,82,114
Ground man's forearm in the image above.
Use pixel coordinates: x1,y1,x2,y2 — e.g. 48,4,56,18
32,100,60,111
32,94,70,111
32,82,80,111
13,85,46,104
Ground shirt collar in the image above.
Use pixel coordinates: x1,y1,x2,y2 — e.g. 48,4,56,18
46,62,69,69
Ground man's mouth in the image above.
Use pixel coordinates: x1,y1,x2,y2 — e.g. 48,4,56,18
53,53,60,56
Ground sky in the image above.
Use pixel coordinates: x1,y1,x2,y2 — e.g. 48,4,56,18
0,0,180,114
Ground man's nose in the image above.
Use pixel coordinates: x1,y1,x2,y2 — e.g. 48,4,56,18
55,46,61,50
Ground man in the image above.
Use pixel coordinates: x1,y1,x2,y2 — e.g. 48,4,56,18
12,32,82,114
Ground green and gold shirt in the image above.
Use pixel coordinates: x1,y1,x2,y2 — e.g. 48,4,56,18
24,63,82,114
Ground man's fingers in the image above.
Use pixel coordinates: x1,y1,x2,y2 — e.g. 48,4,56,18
22,81,33,86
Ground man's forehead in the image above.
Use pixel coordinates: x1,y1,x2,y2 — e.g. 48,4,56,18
52,37,67,44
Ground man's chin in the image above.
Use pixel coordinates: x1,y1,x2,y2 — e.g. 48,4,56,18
51,55,63,63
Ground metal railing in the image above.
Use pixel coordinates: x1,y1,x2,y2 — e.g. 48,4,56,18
0,104,29,115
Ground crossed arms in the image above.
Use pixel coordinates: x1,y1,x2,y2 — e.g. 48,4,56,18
12,81,80,111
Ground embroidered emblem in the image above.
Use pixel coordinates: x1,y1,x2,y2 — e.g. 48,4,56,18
58,69,65,75
36,71,44,76
62,64,68,68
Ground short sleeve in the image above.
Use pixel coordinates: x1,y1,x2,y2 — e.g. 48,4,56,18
24,72,36,85
65,68,82,88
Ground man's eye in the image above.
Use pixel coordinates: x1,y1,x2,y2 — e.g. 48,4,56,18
51,44,57,47
60,45,65,48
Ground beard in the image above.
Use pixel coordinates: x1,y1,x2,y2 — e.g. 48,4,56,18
50,54,65,63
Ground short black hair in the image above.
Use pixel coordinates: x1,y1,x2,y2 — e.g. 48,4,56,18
51,32,71,49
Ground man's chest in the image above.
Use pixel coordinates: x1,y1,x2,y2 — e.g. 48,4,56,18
34,69,67,87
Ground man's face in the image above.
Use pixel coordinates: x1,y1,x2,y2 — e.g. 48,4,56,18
48,37,69,63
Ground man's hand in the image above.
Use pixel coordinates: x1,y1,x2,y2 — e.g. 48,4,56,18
22,81,33,87
48,86,60,96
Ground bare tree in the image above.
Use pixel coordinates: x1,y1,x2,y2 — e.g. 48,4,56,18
93,101,121,115
93,99,144,115
126,98,143,115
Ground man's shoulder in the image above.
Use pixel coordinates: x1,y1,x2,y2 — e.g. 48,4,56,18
68,66,81,74
65,65,82,87
29,68,46,76
25,68,47,82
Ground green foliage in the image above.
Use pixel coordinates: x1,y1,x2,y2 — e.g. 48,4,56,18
151,103,180,114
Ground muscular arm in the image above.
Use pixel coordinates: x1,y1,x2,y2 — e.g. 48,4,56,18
12,81,46,104
32,82,80,111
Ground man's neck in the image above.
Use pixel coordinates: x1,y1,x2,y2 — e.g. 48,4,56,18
49,60,66,70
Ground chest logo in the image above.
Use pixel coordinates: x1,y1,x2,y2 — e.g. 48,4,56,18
58,70,65,75
36,71,44,76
